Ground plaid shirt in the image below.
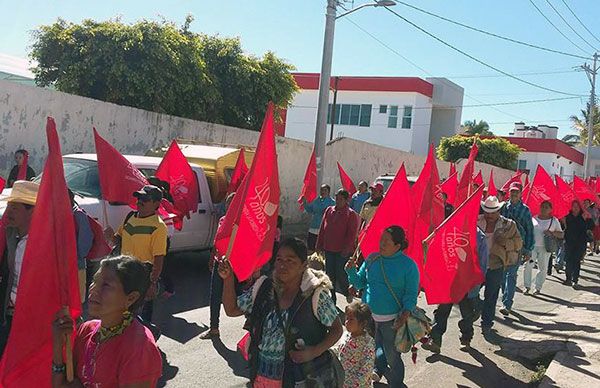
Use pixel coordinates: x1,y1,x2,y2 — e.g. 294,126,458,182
501,200,534,255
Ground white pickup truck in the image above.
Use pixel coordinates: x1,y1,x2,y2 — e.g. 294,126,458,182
0,154,219,252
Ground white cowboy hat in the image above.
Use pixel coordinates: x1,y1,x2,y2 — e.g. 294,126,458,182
481,196,504,213
0,180,39,206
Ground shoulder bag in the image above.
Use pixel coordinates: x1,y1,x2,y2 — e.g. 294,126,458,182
379,257,431,354
543,218,559,254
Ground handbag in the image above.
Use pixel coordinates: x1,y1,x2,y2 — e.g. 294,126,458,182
543,218,559,254
379,258,431,354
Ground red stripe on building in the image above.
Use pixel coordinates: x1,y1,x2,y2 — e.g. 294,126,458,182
500,137,584,165
292,73,434,98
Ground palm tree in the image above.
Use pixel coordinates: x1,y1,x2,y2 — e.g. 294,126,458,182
463,120,494,136
570,103,600,146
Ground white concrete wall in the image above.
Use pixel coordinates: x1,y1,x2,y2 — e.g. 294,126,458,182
517,151,582,181
284,89,433,155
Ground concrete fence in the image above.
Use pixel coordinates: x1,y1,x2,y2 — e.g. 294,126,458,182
0,80,516,233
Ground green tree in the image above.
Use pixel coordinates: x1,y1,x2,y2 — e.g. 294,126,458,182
437,135,521,170
462,119,494,136
570,103,600,146
29,16,298,131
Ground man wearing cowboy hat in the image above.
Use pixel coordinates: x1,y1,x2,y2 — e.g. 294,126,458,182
478,196,523,333
0,180,39,355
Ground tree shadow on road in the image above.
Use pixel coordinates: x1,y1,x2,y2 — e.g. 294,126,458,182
212,337,250,379
503,310,600,334
425,348,528,388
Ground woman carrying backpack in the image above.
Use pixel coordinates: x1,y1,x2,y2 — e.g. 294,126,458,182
219,238,343,387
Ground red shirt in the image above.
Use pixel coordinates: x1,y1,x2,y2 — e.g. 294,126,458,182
74,319,162,387
316,205,359,254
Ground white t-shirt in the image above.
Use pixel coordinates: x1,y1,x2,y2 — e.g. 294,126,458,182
532,216,562,248
10,235,28,307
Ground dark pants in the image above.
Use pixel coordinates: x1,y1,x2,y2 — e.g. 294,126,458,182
324,251,349,303
0,315,13,357
208,264,224,329
375,320,406,387
307,232,318,252
565,246,585,284
430,296,475,346
482,268,504,328
161,256,175,293
140,300,154,323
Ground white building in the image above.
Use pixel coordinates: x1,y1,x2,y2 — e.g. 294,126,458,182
504,123,583,180
281,73,464,156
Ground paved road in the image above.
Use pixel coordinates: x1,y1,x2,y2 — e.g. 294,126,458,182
153,251,600,387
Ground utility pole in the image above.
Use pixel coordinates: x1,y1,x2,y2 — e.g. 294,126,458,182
582,53,599,179
329,76,340,141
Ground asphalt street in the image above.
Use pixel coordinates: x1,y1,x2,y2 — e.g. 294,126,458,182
153,251,600,387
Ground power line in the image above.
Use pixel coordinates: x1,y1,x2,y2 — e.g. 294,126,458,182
389,0,590,60
559,0,600,46
528,0,590,55
447,69,579,79
542,0,597,51
381,6,584,97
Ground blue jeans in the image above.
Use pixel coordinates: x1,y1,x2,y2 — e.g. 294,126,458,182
556,242,566,269
502,263,519,310
482,268,504,328
375,320,406,387
374,333,387,376
324,251,349,304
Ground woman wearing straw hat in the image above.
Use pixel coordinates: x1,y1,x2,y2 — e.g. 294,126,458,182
478,196,523,333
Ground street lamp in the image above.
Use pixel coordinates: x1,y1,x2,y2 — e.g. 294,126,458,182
313,0,396,187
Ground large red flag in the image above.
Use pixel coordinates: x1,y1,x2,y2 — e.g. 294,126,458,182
449,163,457,177
298,149,318,209
156,140,201,219
337,162,357,195
525,166,561,217
0,176,5,193
359,164,413,258
411,144,437,210
501,171,524,192
94,129,148,207
227,148,249,194
455,141,478,206
16,151,29,181
474,171,484,186
595,177,600,195
573,176,600,206
0,117,81,386
555,175,579,218
441,172,458,206
213,103,280,281
488,169,497,197
525,174,530,188
422,185,485,304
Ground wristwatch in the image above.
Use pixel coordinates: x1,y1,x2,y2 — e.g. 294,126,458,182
52,363,66,374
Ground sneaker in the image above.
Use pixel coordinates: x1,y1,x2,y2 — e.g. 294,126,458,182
499,308,510,316
459,339,471,351
563,280,572,286
422,340,441,354
200,329,220,340
523,288,531,295
371,371,381,383
481,325,493,335
532,289,541,296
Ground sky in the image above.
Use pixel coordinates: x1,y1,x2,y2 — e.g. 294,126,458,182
1,0,599,137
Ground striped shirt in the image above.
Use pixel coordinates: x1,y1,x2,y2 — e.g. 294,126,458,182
501,200,534,255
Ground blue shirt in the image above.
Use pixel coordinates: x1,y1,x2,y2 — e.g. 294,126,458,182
501,200,534,255
350,192,370,214
346,251,419,316
73,205,93,269
304,196,335,230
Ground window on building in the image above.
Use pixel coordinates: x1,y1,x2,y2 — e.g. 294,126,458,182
517,159,527,170
327,104,372,127
388,105,398,128
402,106,413,129
379,105,387,114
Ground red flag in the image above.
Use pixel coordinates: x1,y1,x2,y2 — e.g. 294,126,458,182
595,177,600,195
474,171,484,186
488,169,497,197
573,176,600,206
555,175,580,218
85,215,112,260
412,144,437,210
0,117,81,386
94,129,148,207
524,166,561,217
422,185,485,304
298,149,318,208
525,174,530,188
0,176,5,193
359,164,413,258
16,151,29,181
227,148,249,194
441,172,458,206
449,163,457,177
501,171,524,192
455,142,478,206
337,162,357,195
213,103,280,281
156,140,201,219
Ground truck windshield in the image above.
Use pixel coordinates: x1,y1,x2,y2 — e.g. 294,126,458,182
34,158,102,198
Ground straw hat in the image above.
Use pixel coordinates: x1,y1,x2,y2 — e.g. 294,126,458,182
481,196,504,213
0,180,39,206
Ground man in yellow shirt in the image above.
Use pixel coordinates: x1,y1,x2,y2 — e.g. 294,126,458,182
109,185,167,338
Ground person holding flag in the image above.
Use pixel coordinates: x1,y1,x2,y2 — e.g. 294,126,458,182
359,182,385,225
0,180,39,355
51,256,162,387
350,181,370,214
6,149,36,188
499,182,534,316
303,184,334,252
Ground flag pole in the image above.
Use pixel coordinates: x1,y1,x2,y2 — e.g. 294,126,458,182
61,306,74,382
101,200,109,228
